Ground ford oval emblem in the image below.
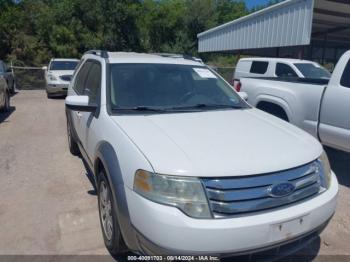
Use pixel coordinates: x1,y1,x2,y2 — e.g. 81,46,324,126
268,182,295,198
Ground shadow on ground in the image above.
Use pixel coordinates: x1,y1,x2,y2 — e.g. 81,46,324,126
325,146,350,188
11,90,19,97
81,157,97,195
0,106,16,123
48,95,66,100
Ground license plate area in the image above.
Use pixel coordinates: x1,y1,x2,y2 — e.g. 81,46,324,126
269,215,310,242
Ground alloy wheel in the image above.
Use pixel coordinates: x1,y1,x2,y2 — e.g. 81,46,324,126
99,181,114,241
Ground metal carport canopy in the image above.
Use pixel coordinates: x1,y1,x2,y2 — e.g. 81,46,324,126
197,0,350,54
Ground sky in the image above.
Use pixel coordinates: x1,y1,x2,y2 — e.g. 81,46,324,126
244,0,271,9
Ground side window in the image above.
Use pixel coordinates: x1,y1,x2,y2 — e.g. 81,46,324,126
73,61,92,95
250,61,269,74
276,63,298,77
83,62,102,104
340,59,350,88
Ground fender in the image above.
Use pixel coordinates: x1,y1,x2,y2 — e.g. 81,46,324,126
94,141,139,251
255,94,294,123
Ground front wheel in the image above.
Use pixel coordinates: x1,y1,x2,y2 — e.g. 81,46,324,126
97,171,128,255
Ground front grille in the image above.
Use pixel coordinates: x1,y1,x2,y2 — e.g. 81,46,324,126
202,162,322,218
59,75,72,82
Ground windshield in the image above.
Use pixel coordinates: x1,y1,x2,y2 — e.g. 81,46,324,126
294,63,331,79
109,63,247,112
50,61,78,71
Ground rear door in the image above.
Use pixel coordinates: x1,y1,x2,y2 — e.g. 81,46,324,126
319,54,350,152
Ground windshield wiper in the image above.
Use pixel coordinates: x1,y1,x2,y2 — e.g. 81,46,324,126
168,104,243,111
112,104,245,113
112,106,168,112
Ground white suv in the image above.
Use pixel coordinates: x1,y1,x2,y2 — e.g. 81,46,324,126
65,50,338,257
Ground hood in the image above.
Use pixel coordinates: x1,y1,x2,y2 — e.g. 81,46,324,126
111,108,323,177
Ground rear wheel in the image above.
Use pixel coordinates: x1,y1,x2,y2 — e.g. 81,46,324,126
66,118,80,155
97,171,127,255
10,80,15,94
1,91,10,112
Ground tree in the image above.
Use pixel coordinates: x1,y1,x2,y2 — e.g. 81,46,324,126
0,0,250,65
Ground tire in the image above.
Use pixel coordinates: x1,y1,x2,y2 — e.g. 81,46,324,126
10,80,15,94
97,171,128,256
66,118,80,155
1,91,10,112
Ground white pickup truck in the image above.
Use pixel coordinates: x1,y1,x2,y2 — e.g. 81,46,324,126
240,51,350,153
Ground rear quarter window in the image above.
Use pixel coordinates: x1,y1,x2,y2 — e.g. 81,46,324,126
73,61,93,95
250,61,269,74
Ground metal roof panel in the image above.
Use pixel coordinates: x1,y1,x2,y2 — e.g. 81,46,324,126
198,0,314,53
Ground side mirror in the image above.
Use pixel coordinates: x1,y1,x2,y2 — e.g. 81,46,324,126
238,92,248,101
42,66,48,71
65,95,97,112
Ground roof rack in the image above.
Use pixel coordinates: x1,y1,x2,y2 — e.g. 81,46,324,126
84,50,109,58
154,53,203,63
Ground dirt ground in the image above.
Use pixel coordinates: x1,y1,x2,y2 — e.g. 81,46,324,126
0,90,349,261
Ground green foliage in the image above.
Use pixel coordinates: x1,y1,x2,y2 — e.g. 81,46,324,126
0,0,252,66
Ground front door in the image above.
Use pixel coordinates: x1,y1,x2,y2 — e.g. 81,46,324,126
79,61,102,161
319,56,350,152
70,60,92,147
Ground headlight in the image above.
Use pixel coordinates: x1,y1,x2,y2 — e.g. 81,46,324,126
134,170,211,218
317,150,332,190
48,74,58,81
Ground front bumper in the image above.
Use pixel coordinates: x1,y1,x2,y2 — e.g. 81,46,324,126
46,83,69,95
126,172,338,255
135,218,330,258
